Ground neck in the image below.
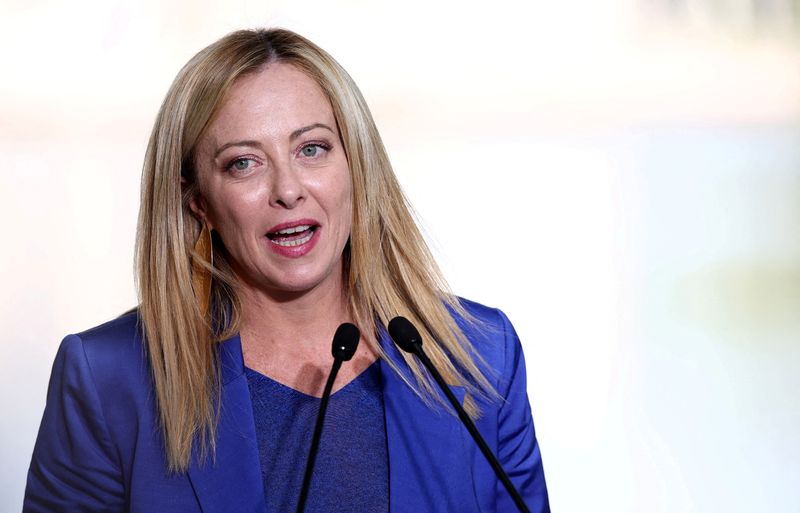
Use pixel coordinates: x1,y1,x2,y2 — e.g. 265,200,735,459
235,271,378,397
237,273,351,359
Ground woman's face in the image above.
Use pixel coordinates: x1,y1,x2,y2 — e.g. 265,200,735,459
191,62,352,298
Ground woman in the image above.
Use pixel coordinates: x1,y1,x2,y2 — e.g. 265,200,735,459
24,28,550,512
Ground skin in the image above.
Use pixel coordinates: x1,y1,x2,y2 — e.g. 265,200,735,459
190,62,377,396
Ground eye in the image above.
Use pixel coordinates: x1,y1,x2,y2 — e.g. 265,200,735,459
226,157,257,172
299,142,331,158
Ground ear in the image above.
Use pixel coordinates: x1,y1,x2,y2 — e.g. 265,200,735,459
188,192,214,230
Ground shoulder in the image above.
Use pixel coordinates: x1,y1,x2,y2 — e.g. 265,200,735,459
62,310,147,380
54,310,152,419
454,296,516,335
451,297,524,394
46,310,158,464
73,309,143,353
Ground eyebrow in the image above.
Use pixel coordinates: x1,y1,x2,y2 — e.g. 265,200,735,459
290,123,335,140
212,123,336,159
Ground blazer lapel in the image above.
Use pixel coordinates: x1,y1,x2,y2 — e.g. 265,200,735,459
380,335,480,513
187,334,267,513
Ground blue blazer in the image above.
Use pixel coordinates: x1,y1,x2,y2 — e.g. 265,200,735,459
24,299,550,512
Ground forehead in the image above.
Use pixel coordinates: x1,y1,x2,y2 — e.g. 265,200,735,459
201,62,336,148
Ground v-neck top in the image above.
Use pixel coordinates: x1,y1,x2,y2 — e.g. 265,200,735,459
245,361,389,513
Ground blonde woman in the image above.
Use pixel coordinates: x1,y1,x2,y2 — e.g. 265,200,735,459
24,28,550,513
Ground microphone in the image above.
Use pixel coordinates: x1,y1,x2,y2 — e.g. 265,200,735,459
296,322,360,513
387,316,532,513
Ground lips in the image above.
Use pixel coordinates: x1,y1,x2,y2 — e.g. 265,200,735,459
267,224,316,247
265,220,320,254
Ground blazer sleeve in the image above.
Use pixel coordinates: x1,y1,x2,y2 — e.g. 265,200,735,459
495,309,551,513
24,334,126,513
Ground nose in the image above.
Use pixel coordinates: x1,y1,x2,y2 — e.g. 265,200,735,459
268,160,305,209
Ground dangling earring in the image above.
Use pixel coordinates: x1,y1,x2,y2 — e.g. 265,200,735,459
192,222,213,318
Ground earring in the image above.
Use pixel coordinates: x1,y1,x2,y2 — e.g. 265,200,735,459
192,222,213,318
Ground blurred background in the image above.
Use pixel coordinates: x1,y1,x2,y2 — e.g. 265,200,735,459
1,0,798,511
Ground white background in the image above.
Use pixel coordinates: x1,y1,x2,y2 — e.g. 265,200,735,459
1,1,799,511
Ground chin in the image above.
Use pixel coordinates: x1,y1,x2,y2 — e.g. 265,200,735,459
263,270,340,296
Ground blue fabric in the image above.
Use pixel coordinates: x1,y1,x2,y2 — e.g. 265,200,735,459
23,299,550,512
244,363,388,513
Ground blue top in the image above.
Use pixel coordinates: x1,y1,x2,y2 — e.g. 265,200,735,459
245,361,389,513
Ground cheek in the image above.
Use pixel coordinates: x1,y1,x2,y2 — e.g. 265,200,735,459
206,185,267,237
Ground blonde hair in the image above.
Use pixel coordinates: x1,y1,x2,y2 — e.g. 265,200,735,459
136,28,496,473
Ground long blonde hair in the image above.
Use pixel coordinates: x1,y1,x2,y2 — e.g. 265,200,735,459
136,28,496,473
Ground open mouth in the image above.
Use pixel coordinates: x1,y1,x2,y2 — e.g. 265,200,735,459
266,224,319,247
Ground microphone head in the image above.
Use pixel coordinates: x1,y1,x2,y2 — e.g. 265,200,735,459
388,316,423,354
331,323,360,361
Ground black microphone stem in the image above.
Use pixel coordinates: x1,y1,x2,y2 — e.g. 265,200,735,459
295,358,342,513
414,348,532,513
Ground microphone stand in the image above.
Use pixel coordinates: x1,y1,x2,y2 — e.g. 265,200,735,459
295,323,360,513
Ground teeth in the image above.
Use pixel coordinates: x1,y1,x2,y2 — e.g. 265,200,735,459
276,224,311,235
271,230,314,247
